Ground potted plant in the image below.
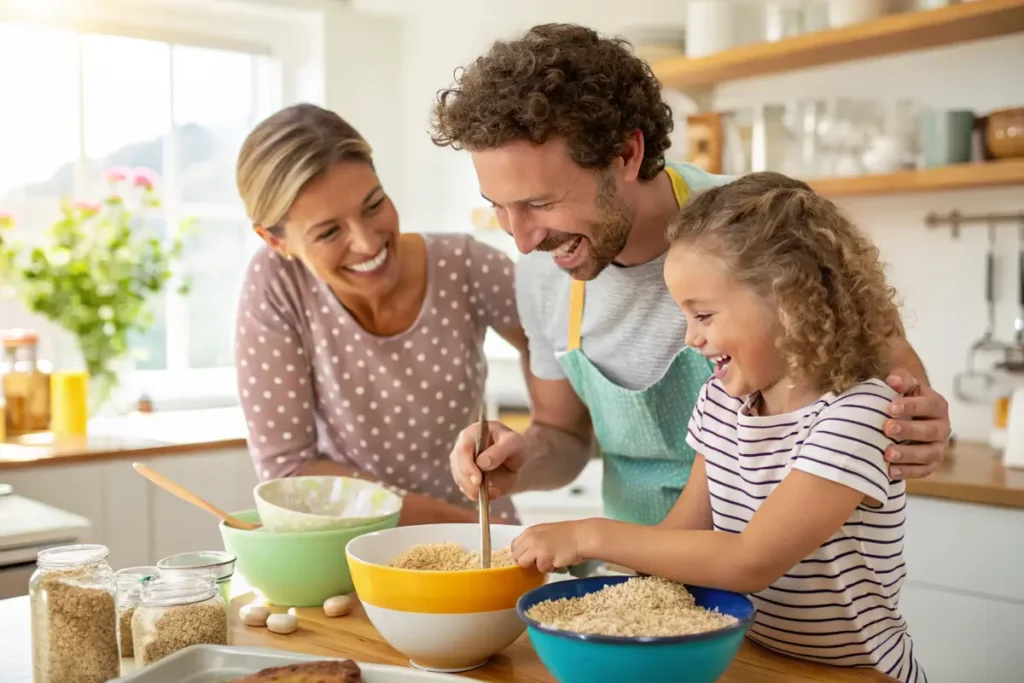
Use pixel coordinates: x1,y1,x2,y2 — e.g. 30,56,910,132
4,167,193,414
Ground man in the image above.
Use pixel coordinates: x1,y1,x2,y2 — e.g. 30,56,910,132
431,23,951,526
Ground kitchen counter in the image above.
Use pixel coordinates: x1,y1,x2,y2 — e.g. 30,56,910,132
904,440,1024,509
0,593,897,683
0,407,248,471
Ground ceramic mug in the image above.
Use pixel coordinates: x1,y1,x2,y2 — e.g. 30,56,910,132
921,110,976,167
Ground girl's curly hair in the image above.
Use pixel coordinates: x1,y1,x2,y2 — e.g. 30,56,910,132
430,23,673,181
667,172,905,395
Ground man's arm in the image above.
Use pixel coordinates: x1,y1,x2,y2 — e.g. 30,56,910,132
494,323,594,492
890,335,929,386
513,375,595,494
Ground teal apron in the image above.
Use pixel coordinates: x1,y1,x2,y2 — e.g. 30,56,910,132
556,167,715,526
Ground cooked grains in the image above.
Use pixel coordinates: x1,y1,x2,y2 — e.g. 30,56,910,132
118,606,136,656
525,576,738,638
132,599,228,666
388,542,516,570
30,569,120,683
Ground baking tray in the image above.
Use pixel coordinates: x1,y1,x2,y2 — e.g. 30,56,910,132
113,644,470,682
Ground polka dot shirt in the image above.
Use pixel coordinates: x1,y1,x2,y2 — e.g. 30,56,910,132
234,234,520,522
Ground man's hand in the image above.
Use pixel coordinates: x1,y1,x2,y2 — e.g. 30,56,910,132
883,368,951,479
449,421,527,502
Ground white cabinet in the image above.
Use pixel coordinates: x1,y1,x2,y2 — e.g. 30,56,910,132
147,450,258,562
900,582,1024,683
1,447,256,571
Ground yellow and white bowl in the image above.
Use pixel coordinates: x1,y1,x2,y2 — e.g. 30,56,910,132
346,523,547,673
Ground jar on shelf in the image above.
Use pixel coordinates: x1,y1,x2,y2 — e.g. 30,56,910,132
1,329,52,435
29,544,120,683
131,575,228,666
114,565,161,658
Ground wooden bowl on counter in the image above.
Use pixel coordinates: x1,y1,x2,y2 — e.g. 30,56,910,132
984,107,1024,160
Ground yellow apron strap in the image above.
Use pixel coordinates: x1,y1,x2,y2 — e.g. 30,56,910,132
567,279,586,352
565,166,685,354
664,165,691,207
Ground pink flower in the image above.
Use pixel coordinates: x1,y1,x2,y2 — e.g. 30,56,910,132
102,166,132,184
132,167,158,191
73,201,101,216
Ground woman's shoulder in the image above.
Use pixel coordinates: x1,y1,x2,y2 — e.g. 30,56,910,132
239,245,316,314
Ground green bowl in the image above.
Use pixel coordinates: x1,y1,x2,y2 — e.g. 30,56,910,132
219,509,399,607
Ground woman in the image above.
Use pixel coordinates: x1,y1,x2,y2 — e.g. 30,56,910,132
234,103,528,525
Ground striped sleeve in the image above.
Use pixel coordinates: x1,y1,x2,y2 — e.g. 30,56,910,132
684,379,712,455
794,381,898,505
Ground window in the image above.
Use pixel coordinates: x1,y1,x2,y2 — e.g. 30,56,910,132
0,3,319,406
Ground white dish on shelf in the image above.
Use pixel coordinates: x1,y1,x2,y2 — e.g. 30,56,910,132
113,644,470,682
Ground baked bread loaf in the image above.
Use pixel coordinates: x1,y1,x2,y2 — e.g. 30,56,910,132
232,659,361,682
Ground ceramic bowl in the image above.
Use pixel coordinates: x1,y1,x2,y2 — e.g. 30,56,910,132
219,509,399,607
345,523,547,673
253,475,403,532
985,107,1024,160
517,576,755,683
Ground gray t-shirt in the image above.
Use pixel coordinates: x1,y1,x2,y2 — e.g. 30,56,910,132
515,161,734,391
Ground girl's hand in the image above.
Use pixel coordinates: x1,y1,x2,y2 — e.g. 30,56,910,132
511,521,596,573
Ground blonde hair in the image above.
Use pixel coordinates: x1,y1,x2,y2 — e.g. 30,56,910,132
236,103,373,234
667,171,904,395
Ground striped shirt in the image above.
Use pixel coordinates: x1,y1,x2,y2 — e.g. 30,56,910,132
685,377,926,683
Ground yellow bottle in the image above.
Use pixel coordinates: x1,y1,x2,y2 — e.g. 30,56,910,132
50,370,89,437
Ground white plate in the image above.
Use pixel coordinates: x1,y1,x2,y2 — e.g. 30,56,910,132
113,644,470,682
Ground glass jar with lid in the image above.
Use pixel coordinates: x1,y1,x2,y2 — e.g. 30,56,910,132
114,565,160,658
29,544,120,683
1,328,52,435
131,575,228,666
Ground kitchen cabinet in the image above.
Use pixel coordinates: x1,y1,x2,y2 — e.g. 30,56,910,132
1,447,256,570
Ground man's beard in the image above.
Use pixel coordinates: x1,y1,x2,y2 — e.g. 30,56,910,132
538,172,634,281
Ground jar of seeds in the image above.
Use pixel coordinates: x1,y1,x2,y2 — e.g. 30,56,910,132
131,575,228,666
29,544,120,683
114,566,160,658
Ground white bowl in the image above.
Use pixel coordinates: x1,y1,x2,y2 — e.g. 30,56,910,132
254,476,403,532
346,523,548,673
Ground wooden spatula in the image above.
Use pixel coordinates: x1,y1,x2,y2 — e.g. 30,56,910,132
132,462,261,531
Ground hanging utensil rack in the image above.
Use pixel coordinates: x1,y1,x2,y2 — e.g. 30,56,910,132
925,210,1024,238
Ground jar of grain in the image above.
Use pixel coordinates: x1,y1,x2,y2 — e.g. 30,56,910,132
114,566,160,658
131,575,228,666
29,544,120,683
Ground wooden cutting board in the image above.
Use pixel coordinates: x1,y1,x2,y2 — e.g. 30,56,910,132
228,592,896,683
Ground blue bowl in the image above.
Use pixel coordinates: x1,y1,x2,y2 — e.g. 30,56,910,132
517,576,755,683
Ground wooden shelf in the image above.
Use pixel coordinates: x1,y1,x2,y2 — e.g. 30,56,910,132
806,160,1024,198
653,0,1024,90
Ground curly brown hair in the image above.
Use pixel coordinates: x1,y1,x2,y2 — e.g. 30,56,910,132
430,23,673,181
667,172,905,395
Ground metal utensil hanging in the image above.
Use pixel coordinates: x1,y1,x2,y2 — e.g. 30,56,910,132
954,220,1011,403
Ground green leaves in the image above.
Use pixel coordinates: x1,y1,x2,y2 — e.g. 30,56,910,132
3,168,192,411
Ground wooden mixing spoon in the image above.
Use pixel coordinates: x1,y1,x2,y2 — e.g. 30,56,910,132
132,462,261,531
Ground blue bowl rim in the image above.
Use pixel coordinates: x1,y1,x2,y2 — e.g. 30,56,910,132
516,575,756,646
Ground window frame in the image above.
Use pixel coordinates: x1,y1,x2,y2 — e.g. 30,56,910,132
0,0,327,410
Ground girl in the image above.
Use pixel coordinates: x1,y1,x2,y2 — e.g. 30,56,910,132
510,171,925,682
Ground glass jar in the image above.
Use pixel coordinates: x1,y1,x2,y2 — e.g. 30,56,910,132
156,551,236,609
1,328,52,435
114,566,160,658
29,544,119,683
131,575,228,666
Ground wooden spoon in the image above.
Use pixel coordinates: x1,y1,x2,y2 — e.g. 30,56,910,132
132,462,261,531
